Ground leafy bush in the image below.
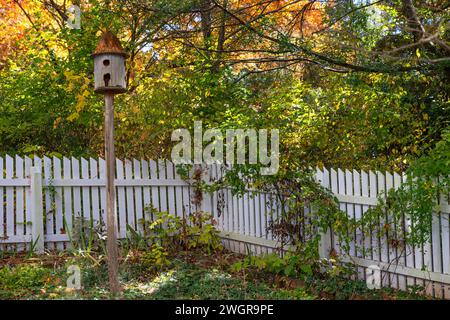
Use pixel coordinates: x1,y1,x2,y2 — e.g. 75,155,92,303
0,265,53,299
195,162,358,257
69,215,107,254
141,243,170,271
231,250,321,279
124,207,224,271
139,207,223,253
185,211,223,253
359,130,450,247
141,209,183,249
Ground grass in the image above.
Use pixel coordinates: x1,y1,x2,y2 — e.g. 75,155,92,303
122,260,314,300
0,250,315,300
0,249,433,300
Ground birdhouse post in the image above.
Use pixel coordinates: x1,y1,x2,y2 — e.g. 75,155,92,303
92,31,128,294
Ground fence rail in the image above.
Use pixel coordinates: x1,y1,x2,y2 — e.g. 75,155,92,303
314,168,450,299
0,155,449,298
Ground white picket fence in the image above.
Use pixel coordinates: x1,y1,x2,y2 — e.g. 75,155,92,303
314,168,450,299
0,155,449,298
0,155,282,252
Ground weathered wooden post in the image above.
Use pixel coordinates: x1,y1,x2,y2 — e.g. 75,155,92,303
92,30,128,294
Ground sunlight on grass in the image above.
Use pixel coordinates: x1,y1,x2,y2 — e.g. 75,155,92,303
124,269,178,296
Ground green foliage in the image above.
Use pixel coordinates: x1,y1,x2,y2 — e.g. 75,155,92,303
136,207,223,257
1,0,448,168
208,164,354,255
141,243,170,270
304,268,428,300
140,260,314,300
0,265,52,299
70,216,107,254
359,130,450,247
232,250,323,280
230,252,428,300
305,273,373,300
120,207,224,275
0,251,430,300
185,211,223,253
1,2,449,299
142,209,184,249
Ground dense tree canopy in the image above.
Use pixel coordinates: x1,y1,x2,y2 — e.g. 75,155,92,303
0,0,449,171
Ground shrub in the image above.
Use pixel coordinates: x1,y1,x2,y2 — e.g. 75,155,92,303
0,265,53,299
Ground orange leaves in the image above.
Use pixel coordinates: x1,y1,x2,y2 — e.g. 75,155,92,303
0,0,28,63
228,0,324,37
202,0,326,72
0,0,65,67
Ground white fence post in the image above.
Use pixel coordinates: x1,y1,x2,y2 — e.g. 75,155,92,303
319,228,332,259
30,166,44,253
315,167,333,259
202,165,213,215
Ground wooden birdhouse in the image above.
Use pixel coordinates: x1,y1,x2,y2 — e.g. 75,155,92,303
92,31,129,94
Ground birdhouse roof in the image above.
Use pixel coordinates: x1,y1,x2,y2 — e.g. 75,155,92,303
93,31,129,58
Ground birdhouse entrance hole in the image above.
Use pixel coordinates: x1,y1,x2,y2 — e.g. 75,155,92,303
104,73,111,86
103,59,110,66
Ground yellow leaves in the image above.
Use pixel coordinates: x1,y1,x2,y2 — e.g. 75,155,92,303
64,287,77,294
64,70,91,122
64,70,76,82
53,117,61,129
67,112,79,122
161,71,173,81
131,104,140,114
75,94,86,112
316,160,324,168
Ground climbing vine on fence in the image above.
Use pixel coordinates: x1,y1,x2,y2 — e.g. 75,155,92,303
359,130,450,249
177,163,356,258
177,131,450,260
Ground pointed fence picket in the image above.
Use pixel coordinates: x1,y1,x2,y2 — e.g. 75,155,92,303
0,155,449,298
316,167,450,298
